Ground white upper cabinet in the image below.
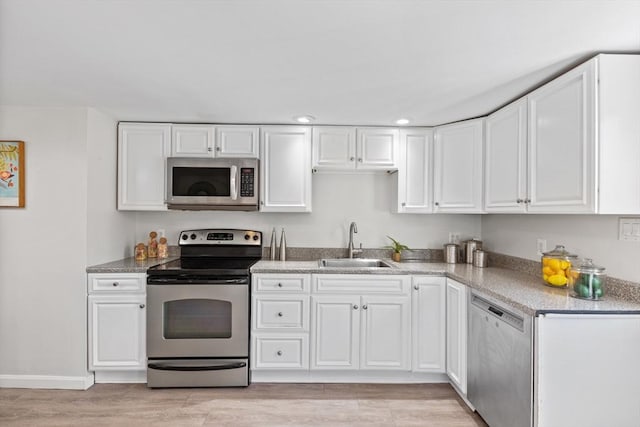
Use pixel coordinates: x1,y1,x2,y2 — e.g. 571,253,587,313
260,126,312,212
171,125,259,158
356,128,399,169
396,128,434,213
215,125,260,158
484,98,528,212
528,60,597,213
312,127,356,169
171,124,214,157
433,119,484,213
117,123,171,211
312,127,398,171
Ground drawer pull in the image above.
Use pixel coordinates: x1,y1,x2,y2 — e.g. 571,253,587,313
353,305,359,310
277,283,283,288
277,312,283,317
276,350,283,356
112,282,119,287
139,304,145,309
363,305,368,310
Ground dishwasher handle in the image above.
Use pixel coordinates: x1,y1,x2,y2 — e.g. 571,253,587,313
488,306,504,317
471,292,525,332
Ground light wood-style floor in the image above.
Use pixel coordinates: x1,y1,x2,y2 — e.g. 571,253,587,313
0,383,487,426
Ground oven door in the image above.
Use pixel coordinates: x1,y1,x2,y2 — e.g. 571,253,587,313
147,283,248,359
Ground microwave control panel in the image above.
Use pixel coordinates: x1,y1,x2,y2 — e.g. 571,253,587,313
240,168,255,197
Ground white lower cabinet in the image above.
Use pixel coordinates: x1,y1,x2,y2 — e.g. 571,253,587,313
87,273,147,382
412,276,446,373
445,278,468,394
251,274,311,371
310,275,411,371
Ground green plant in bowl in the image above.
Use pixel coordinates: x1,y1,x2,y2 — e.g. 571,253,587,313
385,236,409,261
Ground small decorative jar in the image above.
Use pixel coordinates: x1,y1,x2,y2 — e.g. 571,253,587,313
148,231,158,258
158,237,168,259
570,258,606,300
134,243,147,261
541,245,578,287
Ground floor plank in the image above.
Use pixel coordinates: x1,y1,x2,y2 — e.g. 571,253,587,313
0,383,487,426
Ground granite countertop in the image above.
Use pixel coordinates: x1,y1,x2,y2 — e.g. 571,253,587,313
251,259,640,316
86,256,179,273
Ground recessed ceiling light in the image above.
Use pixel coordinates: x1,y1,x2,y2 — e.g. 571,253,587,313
395,118,410,125
294,115,315,124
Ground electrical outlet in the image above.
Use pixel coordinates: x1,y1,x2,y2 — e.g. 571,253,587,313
449,232,460,244
619,218,640,241
536,238,547,256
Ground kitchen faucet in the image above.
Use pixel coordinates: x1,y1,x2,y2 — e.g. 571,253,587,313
348,222,363,258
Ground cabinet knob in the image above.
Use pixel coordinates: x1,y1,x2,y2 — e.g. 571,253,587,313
434,202,440,206
207,147,213,152
215,146,221,152
277,283,283,288
112,282,119,287
516,198,523,204
139,304,145,309
525,199,531,204
353,304,359,310
414,285,419,290
350,157,355,161
362,304,368,310
276,350,283,356
401,202,406,207
277,312,283,317
260,201,264,205
358,158,363,163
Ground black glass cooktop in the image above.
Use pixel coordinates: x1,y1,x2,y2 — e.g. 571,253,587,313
150,257,260,272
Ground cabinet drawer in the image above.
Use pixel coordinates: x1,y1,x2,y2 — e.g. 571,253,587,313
252,334,309,369
313,274,410,294
253,274,310,293
253,296,308,330
89,273,146,293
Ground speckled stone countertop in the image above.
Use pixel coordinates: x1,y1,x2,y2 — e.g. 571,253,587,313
86,256,179,273
251,260,640,316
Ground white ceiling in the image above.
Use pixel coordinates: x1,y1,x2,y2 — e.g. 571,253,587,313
1,0,639,126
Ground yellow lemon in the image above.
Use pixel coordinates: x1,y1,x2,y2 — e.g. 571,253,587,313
543,274,549,281
559,260,570,271
547,274,568,286
542,258,550,267
542,266,554,276
548,258,561,271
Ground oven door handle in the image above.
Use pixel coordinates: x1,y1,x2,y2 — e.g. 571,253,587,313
230,165,238,200
148,361,247,372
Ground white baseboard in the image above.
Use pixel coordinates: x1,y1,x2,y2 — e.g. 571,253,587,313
250,370,449,384
0,373,94,390
94,370,146,384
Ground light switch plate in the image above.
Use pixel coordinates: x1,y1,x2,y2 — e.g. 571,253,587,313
619,218,640,241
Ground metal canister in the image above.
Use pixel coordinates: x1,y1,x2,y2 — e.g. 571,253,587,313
464,239,483,264
444,243,459,264
473,250,488,268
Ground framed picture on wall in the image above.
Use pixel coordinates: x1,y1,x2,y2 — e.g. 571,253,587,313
0,141,25,208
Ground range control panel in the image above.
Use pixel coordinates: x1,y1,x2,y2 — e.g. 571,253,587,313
178,229,262,246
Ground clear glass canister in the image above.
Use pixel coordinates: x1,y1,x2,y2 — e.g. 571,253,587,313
541,245,578,287
569,258,606,300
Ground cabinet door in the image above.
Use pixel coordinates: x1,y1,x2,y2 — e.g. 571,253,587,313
310,296,360,369
356,128,399,169
117,123,171,210
528,60,596,213
412,276,446,373
446,278,467,394
312,126,356,170
360,296,410,370
433,119,484,213
171,124,214,157
215,125,259,158
260,126,312,212
484,98,528,212
397,128,433,213
88,294,146,370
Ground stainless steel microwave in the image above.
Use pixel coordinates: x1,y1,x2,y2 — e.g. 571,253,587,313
166,158,259,211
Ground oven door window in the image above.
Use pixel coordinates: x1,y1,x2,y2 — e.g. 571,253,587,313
163,298,232,339
172,167,230,197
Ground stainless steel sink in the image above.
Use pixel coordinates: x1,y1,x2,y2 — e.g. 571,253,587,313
318,258,393,268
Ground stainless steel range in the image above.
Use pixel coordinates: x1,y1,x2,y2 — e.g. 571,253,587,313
146,229,261,388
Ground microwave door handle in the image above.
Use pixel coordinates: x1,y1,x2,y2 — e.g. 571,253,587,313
230,165,238,200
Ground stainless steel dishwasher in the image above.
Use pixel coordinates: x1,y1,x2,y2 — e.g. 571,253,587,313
468,292,533,427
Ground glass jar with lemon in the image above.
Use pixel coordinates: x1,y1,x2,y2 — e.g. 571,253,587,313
541,245,578,287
